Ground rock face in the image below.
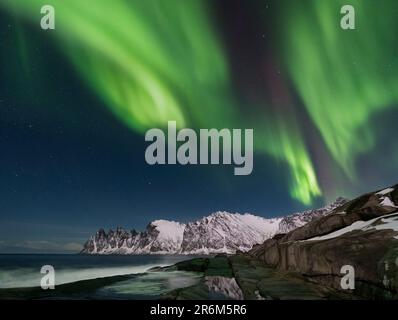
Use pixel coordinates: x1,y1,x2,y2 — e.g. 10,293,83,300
81,200,345,255
249,185,398,299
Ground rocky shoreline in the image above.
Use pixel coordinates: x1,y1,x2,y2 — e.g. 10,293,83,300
2,185,397,300
158,255,358,300
158,184,398,300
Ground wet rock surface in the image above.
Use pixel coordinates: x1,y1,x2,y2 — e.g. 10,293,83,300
162,255,353,300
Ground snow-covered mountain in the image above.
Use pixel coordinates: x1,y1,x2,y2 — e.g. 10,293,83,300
82,220,185,254
81,198,347,255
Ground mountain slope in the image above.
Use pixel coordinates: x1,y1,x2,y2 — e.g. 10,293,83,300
278,197,347,233
81,199,346,255
179,212,281,254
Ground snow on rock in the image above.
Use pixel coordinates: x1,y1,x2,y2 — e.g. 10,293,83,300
376,188,395,196
372,214,398,232
150,220,185,249
304,213,398,242
375,187,397,209
380,196,398,208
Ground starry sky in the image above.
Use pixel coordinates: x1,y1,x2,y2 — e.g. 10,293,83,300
1,0,398,253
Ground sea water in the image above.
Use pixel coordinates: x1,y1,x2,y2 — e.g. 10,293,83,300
0,254,198,291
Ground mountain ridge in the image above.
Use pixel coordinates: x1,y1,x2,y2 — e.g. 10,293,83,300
81,197,347,255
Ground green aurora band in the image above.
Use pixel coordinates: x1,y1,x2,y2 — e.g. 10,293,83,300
280,0,398,177
4,0,396,205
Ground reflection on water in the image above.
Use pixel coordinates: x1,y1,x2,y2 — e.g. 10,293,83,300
204,276,244,300
94,271,202,299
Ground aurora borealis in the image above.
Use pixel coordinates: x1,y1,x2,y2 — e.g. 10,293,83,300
1,0,398,251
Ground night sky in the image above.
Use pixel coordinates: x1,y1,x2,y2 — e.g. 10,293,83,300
1,0,398,253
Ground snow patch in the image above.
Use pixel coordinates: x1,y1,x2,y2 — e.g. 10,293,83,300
304,213,398,242
372,215,398,232
380,197,398,208
376,188,395,196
